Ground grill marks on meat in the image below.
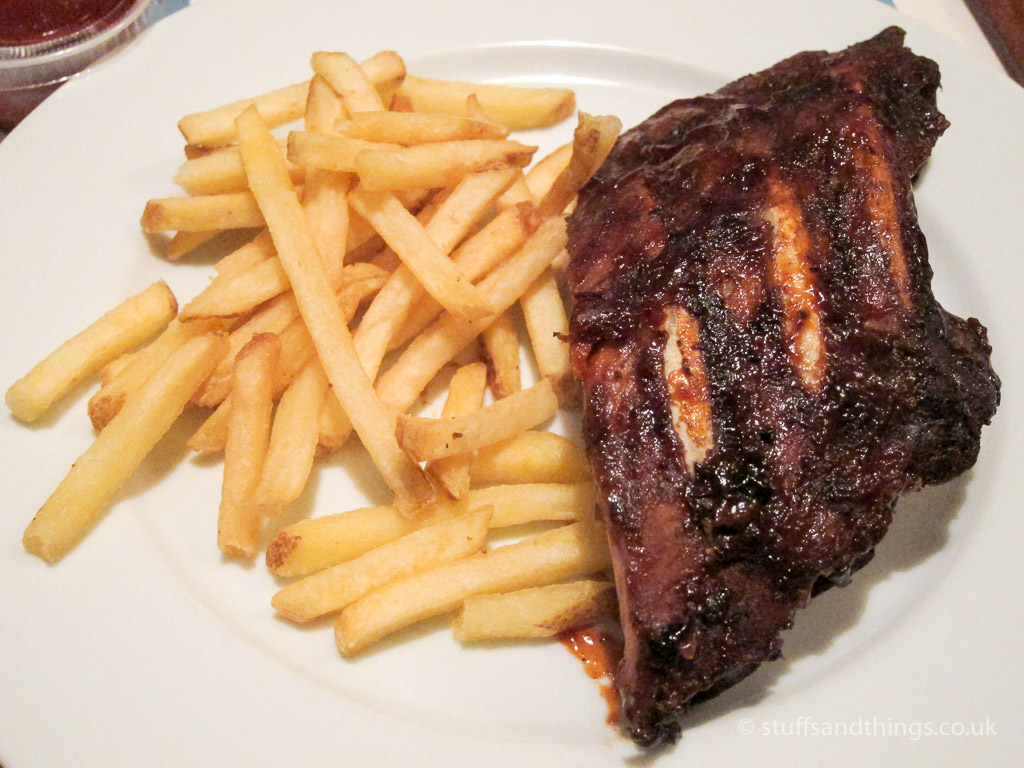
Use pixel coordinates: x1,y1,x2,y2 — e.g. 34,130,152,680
566,28,999,747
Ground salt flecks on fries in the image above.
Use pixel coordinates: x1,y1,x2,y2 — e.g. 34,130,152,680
7,48,622,661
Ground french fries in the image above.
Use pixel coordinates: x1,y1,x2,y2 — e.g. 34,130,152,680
355,139,537,191
352,167,519,379
520,267,576,404
22,333,226,562
253,359,328,518
470,431,591,485
266,499,453,578
473,481,594,528
348,186,494,321
336,520,610,656
265,482,594,578
140,191,266,233
481,310,522,398
311,51,386,113
7,281,176,423
424,362,487,499
218,333,280,558
374,215,568,413
396,75,575,130
173,141,304,196
301,74,351,289
286,132,403,172
337,111,509,144
11,46,622,682
272,506,491,623
178,50,406,147
88,316,227,430
236,105,432,509
537,112,622,218
397,379,558,462
453,580,616,642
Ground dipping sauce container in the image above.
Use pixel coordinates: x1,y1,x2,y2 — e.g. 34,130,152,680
0,0,151,131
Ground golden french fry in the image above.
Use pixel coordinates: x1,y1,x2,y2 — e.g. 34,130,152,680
310,265,395,453
471,482,594,528
236,106,432,507
178,51,406,147
188,315,316,451
214,229,276,276
88,316,228,430
272,506,491,623
22,333,227,563
398,379,558,462
335,520,610,656
183,257,387,321
353,168,518,378
337,111,509,144
266,503,435,577
184,142,215,160
470,430,591,486
7,281,177,423
173,141,304,196
315,388,350,455
99,351,135,385
189,263,385,451
495,172,534,210
179,81,310,148
375,215,566,413
481,310,522,398
519,268,576,405
302,75,351,289
180,257,290,320
354,49,407,107
355,139,536,191
453,580,615,642
303,166,352,288
253,359,328,518
525,143,573,202
396,75,575,131
190,262,385,411
388,92,414,112
218,333,280,558
425,362,488,498
141,191,265,233
265,481,592,578
287,131,403,172
349,185,494,322
536,112,621,219
304,72,345,133
311,51,385,113
497,143,572,210
387,202,537,351
463,93,486,121
191,291,300,408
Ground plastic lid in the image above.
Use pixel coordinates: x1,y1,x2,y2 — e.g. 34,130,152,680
0,0,151,90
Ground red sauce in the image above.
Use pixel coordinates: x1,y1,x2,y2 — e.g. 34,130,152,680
560,626,623,726
0,0,136,46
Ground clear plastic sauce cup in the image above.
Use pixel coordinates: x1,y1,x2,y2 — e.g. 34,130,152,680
0,0,151,131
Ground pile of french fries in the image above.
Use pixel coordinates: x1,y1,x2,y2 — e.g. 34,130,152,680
7,49,624,657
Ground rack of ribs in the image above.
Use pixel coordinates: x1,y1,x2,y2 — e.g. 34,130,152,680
566,27,1000,747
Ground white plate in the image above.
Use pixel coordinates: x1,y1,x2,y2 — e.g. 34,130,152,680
1,0,1021,765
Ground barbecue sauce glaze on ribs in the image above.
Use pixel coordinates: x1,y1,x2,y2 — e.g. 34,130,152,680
566,28,999,747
